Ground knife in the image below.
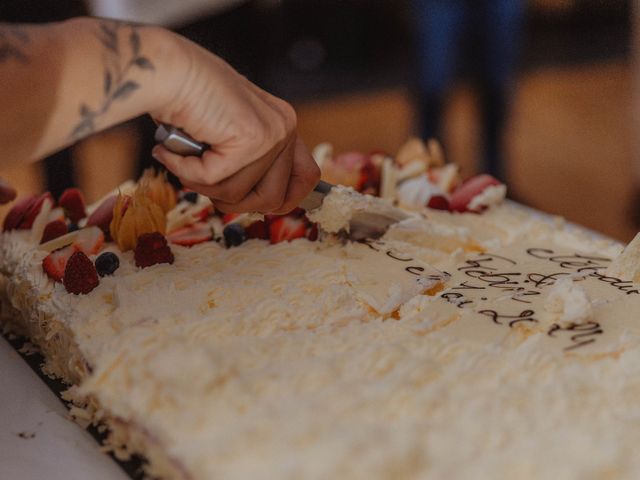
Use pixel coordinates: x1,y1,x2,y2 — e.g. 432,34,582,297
154,124,407,240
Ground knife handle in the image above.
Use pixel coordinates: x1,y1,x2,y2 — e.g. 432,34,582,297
154,124,208,157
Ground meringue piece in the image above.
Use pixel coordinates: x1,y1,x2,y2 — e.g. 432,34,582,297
427,138,445,167
396,176,444,209
379,157,397,200
29,196,53,244
606,232,640,282
396,160,427,183
544,276,592,324
432,163,460,193
395,137,432,167
312,142,333,169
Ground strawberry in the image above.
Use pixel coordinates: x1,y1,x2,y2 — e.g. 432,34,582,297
40,220,68,244
222,213,240,224
3,196,37,231
167,223,213,247
86,195,117,234
449,174,502,213
307,223,319,241
427,195,450,211
269,216,307,244
58,188,86,223
195,205,213,222
63,251,99,295
4,193,54,232
358,156,381,194
43,245,76,282
245,220,269,240
74,226,105,254
134,232,174,268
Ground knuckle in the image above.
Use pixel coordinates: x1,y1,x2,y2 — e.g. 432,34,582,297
239,117,267,149
277,100,297,131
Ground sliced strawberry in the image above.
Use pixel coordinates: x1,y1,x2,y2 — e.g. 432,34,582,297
449,174,502,213
43,245,76,282
41,220,68,244
245,220,269,240
19,193,54,230
269,216,307,244
222,213,240,224
194,205,213,222
74,226,105,254
63,251,99,295
3,196,36,231
263,214,280,225
167,223,213,247
58,188,86,223
427,195,450,211
86,195,117,234
306,223,319,241
357,156,381,194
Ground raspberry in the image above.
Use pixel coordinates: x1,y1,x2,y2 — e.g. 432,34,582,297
134,232,174,268
63,251,99,295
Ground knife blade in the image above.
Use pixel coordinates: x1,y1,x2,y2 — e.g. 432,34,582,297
154,124,407,240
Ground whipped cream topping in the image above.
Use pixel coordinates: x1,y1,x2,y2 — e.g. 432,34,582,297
3,201,640,480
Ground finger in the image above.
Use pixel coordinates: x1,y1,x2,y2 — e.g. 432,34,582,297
168,136,289,203
151,145,212,185
204,139,288,204
0,178,17,204
212,135,296,214
271,137,320,215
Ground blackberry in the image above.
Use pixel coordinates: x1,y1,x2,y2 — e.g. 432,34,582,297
223,223,247,248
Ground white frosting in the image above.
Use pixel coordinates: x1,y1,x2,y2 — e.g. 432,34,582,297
4,200,640,480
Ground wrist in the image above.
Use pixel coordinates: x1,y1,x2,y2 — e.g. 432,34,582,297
139,25,190,115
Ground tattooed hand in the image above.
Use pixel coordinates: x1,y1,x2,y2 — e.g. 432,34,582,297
0,18,319,214
149,41,320,214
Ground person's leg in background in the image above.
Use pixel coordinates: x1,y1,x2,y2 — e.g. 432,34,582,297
0,0,86,196
411,0,468,141
476,0,525,182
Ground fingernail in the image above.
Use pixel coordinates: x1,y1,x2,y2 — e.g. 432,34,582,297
151,146,161,160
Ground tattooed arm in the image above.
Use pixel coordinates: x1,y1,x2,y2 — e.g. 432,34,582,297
0,17,319,214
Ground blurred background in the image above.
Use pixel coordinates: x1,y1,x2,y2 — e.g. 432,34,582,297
0,0,636,241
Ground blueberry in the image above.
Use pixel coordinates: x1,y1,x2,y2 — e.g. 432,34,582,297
223,223,247,248
181,191,198,204
67,223,79,232
95,252,120,277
